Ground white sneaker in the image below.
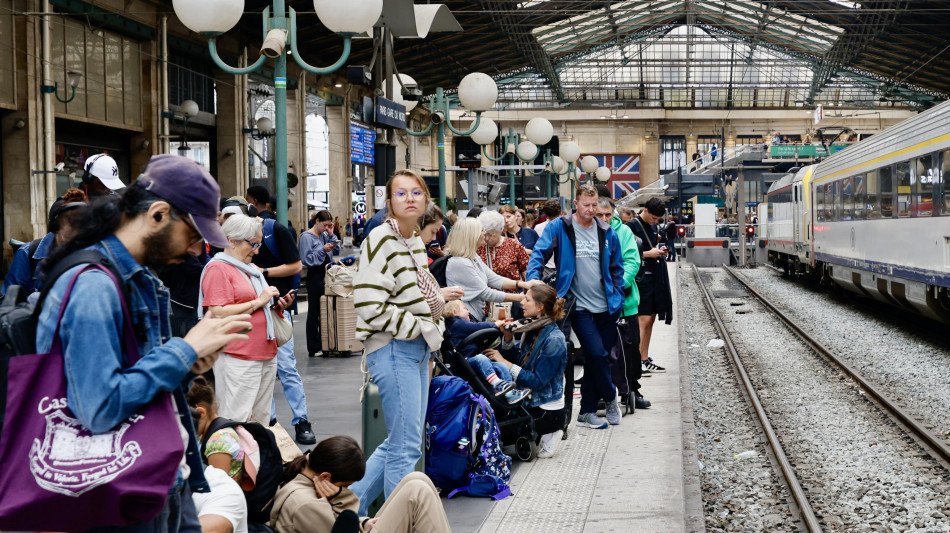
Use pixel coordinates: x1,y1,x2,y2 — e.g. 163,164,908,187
537,430,564,459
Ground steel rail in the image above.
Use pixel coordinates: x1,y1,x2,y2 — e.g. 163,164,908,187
691,264,824,533
725,266,950,467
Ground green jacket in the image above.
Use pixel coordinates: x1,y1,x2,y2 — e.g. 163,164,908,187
611,215,641,316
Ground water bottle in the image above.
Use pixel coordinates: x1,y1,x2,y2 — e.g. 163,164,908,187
457,438,470,455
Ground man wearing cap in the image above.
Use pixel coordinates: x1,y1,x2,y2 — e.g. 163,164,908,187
35,154,252,531
81,153,126,198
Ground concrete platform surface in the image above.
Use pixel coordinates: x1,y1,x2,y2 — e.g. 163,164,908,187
272,261,701,532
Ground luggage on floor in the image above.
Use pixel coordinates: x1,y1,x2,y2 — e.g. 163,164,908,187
320,294,362,356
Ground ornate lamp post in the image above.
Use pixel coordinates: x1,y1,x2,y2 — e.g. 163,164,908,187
172,0,382,224
405,73,498,212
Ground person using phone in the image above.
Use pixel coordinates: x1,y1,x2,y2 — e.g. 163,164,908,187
299,210,340,359
199,213,287,425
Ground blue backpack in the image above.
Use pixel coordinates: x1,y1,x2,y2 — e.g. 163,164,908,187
425,376,512,500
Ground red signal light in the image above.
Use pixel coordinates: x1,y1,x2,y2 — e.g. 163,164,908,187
677,225,686,237
746,225,755,236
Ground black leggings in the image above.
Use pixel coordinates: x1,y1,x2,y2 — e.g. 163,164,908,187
528,405,565,441
305,266,326,354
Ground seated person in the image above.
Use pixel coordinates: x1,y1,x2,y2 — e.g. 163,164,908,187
443,300,527,404
268,436,451,533
187,377,256,489
193,465,249,533
483,285,568,459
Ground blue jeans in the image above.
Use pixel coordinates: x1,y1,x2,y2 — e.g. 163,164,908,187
271,311,309,426
573,309,619,415
87,483,200,533
468,354,512,382
350,337,429,516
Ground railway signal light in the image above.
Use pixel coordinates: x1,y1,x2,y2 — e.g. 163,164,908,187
677,225,686,237
746,225,755,237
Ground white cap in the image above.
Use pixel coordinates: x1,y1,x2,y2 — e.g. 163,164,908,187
84,154,125,191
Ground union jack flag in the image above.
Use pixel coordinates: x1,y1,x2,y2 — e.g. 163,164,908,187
580,154,641,200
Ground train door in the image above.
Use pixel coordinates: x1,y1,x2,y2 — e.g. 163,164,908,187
793,182,803,245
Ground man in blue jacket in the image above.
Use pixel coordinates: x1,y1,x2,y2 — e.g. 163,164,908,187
526,184,627,428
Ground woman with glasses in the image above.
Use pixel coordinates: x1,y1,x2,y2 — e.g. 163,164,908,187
476,210,530,295
198,213,293,423
349,170,463,516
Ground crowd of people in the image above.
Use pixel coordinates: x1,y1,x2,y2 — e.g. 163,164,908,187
1,156,676,532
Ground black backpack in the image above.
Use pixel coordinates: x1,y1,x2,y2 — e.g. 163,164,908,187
200,418,284,525
429,255,450,287
0,250,129,431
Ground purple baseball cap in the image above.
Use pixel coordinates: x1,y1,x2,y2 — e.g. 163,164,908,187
136,155,228,248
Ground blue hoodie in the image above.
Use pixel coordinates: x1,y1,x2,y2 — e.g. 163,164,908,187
526,212,626,315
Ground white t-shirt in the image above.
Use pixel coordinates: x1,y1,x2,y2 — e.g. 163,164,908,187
534,221,555,270
193,466,249,533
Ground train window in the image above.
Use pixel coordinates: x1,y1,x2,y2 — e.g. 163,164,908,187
842,177,855,220
866,170,880,219
895,161,913,218
833,180,843,221
853,174,867,220
880,166,894,218
915,154,935,217
815,183,824,221
941,150,950,216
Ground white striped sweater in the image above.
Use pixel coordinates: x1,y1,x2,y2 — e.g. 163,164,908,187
353,223,445,356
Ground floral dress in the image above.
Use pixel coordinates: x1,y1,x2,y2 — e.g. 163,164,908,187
477,237,530,294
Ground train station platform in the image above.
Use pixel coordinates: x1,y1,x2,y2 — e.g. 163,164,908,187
273,261,702,532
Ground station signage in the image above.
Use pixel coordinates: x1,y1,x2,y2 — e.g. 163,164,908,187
374,96,407,129
350,123,376,166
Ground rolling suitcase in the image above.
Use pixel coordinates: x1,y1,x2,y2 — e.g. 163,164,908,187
320,294,362,356
362,380,423,516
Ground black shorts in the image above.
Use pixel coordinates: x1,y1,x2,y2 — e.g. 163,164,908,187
636,272,660,316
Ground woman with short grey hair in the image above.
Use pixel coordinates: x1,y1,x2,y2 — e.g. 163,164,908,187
199,213,294,422
477,210,531,300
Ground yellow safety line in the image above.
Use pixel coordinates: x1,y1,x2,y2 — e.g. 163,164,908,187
812,132,950,184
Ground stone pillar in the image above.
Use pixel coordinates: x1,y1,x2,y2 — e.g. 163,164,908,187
284,93,306,232
215,69,247,199
686,133,698,163
326,105,350,224
640,134,660,186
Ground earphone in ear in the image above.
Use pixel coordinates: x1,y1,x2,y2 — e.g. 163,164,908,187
153,213,163,222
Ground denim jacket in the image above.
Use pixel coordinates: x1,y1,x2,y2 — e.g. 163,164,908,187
502,323,566,408
35,235,209,493
1,232,54,295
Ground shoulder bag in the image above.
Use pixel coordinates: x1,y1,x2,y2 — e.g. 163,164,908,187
0,265,184,530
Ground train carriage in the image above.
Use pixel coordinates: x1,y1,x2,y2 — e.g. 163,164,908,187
767,100,950,322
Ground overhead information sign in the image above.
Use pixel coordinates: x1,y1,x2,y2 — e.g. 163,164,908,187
350,123,376,166
375,96,407,129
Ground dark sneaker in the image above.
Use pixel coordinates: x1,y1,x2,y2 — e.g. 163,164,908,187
493,380,516,397
505,388,531,405
635,395,652,409
644,358,666,373
269,418,277,427
295,419,316,445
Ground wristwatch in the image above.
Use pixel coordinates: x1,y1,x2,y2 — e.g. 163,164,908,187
263,268,269,277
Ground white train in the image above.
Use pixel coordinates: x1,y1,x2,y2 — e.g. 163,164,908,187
766,100,950,322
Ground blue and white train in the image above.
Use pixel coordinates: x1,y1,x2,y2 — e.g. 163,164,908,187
766,100,950,322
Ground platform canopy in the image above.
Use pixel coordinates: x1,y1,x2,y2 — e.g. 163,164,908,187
171,1,948,110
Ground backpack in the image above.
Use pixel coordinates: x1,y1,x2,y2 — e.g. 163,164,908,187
424,376,511,499
0,250,130,431
429,255,449,287
200,418,284,525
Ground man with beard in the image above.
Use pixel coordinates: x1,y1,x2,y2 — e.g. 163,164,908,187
35,155,253,532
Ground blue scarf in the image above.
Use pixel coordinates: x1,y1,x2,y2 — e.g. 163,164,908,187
197,252,275,341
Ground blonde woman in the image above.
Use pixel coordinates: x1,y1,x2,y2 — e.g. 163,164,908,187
445,218,542,321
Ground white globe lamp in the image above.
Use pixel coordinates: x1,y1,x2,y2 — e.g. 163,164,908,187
560,141,581,164
470,117,498,146
581,155,599,173
256,117,273,133
390,73,419,112
458,73,498,112
517,141,538,161
180,99,200,118
551,156,567,174
595,166,612,181
525,118,553,146
573,167,584,181
173,0,244,35
314,0,383,34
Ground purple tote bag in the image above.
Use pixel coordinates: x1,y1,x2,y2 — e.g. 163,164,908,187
0,265,184,531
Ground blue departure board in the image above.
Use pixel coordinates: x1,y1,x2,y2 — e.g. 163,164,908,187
350,123,376,165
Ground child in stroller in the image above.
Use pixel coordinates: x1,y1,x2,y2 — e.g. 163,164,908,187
444,300,531,405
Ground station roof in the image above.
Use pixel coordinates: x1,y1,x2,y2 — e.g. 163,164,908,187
214,1,950,109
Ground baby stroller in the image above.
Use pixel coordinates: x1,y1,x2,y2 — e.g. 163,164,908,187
435,328,539,462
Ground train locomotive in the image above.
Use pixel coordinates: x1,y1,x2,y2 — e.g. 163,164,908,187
765,100,950,322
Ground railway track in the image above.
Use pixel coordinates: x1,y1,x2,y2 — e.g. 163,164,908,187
692,265,950,532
